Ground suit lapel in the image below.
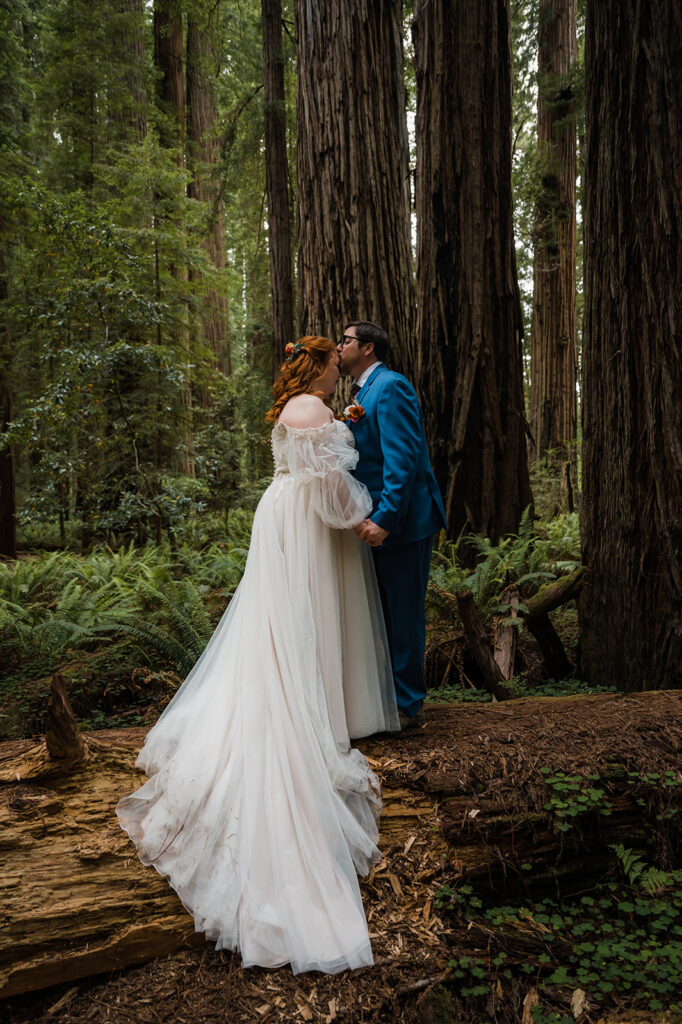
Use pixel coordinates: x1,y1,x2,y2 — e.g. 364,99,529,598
356,363,385,405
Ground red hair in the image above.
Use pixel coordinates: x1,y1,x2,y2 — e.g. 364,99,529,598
265,336,337,422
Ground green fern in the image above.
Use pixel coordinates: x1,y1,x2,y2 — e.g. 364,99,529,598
426,506,582,620
611,844,647,885
2,512,247,685
611,845,673,896
93,577,216,676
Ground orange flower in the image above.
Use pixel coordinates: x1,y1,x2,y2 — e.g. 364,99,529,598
342,404,365,422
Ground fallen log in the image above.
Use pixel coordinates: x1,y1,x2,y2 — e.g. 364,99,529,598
516,567,587,680
1,688,680,1002
0,678,438,1000
523,566,586,619
430,570,586,686
439,790,647,897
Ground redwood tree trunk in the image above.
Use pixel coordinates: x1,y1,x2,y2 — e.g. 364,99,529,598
413,0,532,541
154,2,185,153
154,1,193,477
0,251,16,559
114,0,148,144
262,0,294,375
580,0,682,691
529,0,577,495
187,6,231,379
295,0,414,373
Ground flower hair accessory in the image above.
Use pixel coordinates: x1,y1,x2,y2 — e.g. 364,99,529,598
285,341,305,360
342,404,365,423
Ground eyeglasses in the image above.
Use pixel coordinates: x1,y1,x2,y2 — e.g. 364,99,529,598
339,334,364,347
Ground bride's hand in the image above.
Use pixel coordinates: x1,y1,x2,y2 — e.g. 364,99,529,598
354,519,389,547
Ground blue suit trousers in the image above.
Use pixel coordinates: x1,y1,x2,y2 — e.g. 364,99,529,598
371,535,433,717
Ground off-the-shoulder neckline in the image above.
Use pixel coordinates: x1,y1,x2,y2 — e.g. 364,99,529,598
273,418,336,433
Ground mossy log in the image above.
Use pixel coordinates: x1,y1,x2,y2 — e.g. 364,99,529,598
517,567,587,679
1,685,680,1001
523,566,586,618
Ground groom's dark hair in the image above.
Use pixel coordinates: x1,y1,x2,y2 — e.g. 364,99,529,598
348,321,389,362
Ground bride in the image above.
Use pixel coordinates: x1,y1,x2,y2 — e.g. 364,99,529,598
116,336,399,975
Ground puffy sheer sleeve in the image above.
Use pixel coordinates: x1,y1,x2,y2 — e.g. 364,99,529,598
284,423,372,528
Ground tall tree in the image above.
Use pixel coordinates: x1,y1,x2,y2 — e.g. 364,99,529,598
529,0,578,497
413,0,532,541
262,0,294,373
154,1,185,153
0,252,16,559
187,4,231,379
0,5,26,558
295,0,414,371
580,0,682,690
154,0,193,477
113,0,148,144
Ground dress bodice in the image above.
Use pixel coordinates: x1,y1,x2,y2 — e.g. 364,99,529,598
271,419,355,476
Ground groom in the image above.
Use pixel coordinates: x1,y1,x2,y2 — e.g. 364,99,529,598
337,321,447,729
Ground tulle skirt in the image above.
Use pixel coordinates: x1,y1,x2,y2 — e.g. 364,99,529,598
116,472,399,973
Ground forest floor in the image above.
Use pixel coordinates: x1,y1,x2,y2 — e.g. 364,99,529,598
3,691,681,1024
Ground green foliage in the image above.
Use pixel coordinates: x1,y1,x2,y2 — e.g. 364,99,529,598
510,0,586,401
426,676,617,706
0,517,253,734
612,840,680,896
437,851,682,1017
96,578,215,678
511,0,541,362
1,0,276,548
428,509,580,618
425,686,494,705
539,768,612,832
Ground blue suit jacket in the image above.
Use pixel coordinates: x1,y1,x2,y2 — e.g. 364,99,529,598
348,364,447,548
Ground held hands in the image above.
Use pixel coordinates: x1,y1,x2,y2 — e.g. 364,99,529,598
353,519,389,547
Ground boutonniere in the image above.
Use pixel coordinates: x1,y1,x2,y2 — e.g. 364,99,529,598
342,404,365,423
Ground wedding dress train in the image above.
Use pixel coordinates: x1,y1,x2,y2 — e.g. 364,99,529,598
116,419,399,974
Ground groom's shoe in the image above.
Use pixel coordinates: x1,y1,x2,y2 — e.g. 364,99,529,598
398,708,426,731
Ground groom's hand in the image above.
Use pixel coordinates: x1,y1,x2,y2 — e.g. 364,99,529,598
357,519,389,547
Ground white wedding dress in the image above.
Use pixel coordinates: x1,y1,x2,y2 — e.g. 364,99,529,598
116,418,399,974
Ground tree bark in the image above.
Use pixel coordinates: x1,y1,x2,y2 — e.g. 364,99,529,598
529,0,577,492
114,0,148,144
153,0,194,477
455,590,513,701
580,0,682,691
524,613,573,680
494,588,519,680
187,6,231,380
295,0,414,374
413,0,532,542
0,250,16,559
154,2,185,153
262,0,294,375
